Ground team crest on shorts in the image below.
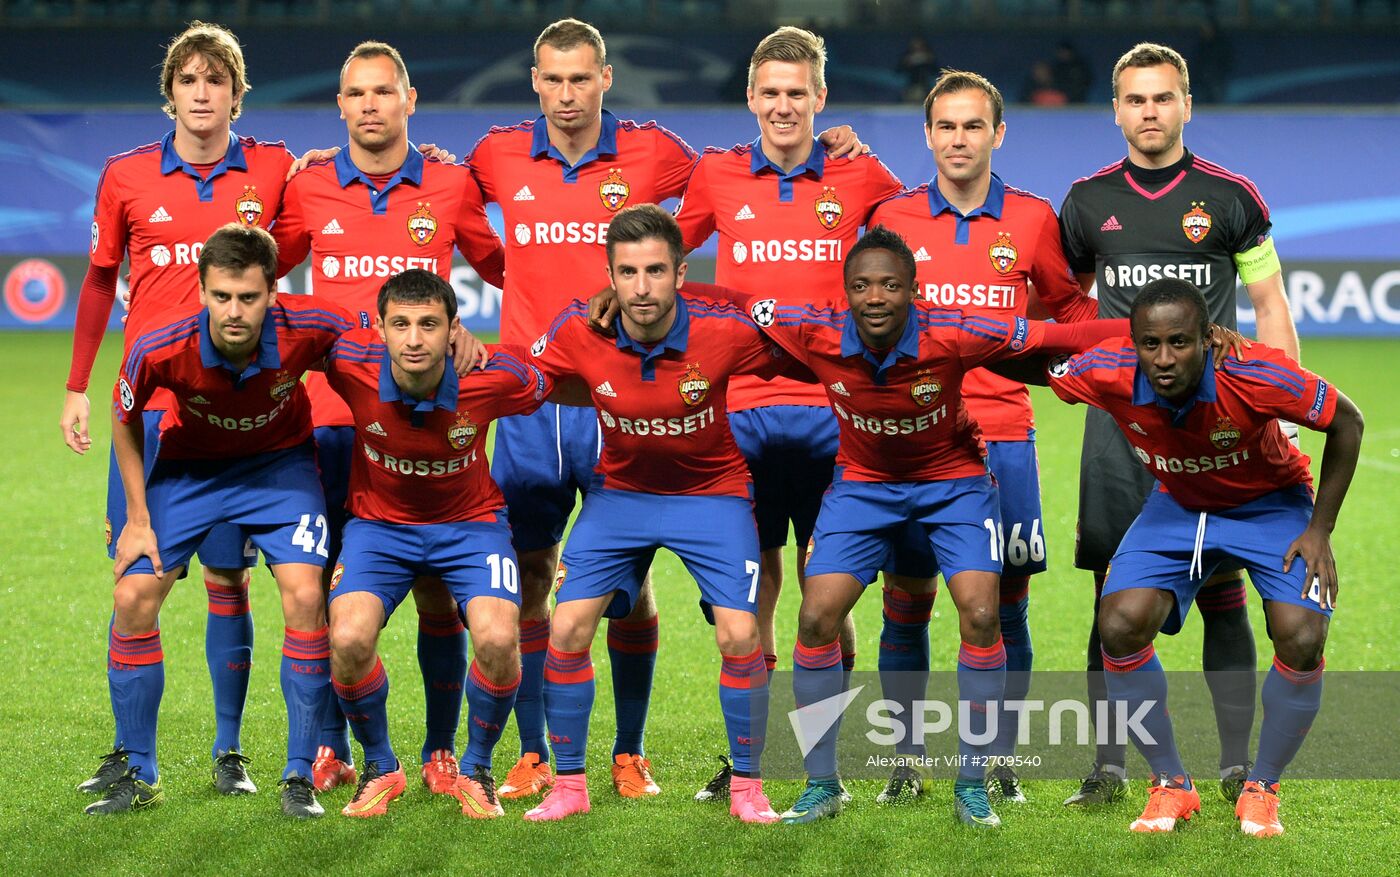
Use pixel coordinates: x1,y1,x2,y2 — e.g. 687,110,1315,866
910,369,942,406
1209,416,1241,450
408,202,438,246
678,363,711,407
329,564,344,591
815,186,843,230
447,412,478,450
988,232,1018,275
553,562,568,593
599,168,630,212
104,516,113,547
270,369,298,401
235,186,265,227
1182,201,1213,244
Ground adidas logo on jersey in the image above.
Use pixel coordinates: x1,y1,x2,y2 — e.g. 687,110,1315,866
734,204,756,221
366,421,388,436
189,395,211,405
1101,215,1123,232
829,381,851,397
514,186,536,201
148,206,173,223
913,247,931,262
321,218,345,235
594,381,618,397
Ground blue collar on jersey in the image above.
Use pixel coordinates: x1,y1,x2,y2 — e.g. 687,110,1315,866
531,110,620,181
1132,353,1218,425
927,172,1006,245
334,145,425,215
160,131,247,203
198,304,282,384
749,136,825,203
840,304,920,383
616,293,690,380
378,347,460,415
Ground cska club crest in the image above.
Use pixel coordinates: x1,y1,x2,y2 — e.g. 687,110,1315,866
910,369,942,407
1182,201,1213,244
408,202,438,246
269,369,298,401
329,563,344,592
678,363,711,407
447,411,478,450
1209,416,1241,450
988,232,1018,275
815,186,843,230
599,168,630,212
235,186,265,227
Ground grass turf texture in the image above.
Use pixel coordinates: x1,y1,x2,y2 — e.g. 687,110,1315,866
3,331,1397,876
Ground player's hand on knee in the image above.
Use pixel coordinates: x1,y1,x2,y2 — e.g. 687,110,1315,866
1207,323,1252,365
817,125,868,158
1284,525,1337,610
61,390,92,454
416,143,458,163
287,146,340,179
586,286,620,337
114,523,163,581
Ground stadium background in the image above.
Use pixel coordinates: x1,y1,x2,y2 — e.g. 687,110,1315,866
3,4,1399,873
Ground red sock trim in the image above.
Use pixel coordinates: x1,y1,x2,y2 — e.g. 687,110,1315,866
283,626,330,660
109,629,163,666
205,577,251,616
519,618,550,654
720,647,767,689
1195,580,1248,612
333,657,387,701
841,650,857,671
543,644,593,684
883,586,934,624
418,610,466,636
793,639,842,670
763,653,778,673
998,576,1030,606
958,637,1007,670
1102,643,1155,673
606,614,659,654
1273,655,1324,685
469,660,521,698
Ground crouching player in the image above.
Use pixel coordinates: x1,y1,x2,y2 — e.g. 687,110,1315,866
322,270,553,818
747,227,1133,827
92,224,353,817
522,204,803,824
1026,278,1362,836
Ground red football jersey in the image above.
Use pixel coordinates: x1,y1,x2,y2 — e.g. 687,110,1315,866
674,139,903,410
1047,340,1335,510
87,131,294,409
528,294,791,497
869,175,1098,441
465,110,697,345
325,334,549,524
272,148,506,427
752,299,1060,482
116,296,353,460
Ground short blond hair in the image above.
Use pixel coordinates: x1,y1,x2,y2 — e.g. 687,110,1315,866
748,26,826,92
341,41,411,92
160,21,250,121
534,18,606,67
1112,42,1190,98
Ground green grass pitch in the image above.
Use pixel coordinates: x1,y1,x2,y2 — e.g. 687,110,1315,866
2,331,1397,876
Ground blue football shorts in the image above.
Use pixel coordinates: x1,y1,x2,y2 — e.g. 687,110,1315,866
729,404,838,552
492,401,603,552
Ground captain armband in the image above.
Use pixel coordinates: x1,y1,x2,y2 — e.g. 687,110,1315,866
1233,237,1281,285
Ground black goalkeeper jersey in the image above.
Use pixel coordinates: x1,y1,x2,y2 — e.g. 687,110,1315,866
1058,148,1272,328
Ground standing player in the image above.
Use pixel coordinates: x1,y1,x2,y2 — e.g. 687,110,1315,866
271,40,507,797
87,224,351,817
671,28,903,801
322,270,550,818
1057,42,1300,805
520,205,795,824
748,228,1130,827
63,21,293,799
865,70,1100,805
1031,278,1361,836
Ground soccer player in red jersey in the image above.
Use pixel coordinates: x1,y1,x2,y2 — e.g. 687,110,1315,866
671,29,904,800
271,41,507,796
1027,278,1362,836
520,205,796,824
747,227,1128,828
865,70,1099,805
322,271,551,819
64,22,293,800
1057,44,1301,806
87,225,354,818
